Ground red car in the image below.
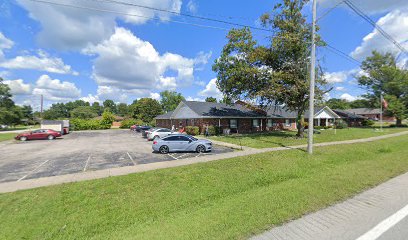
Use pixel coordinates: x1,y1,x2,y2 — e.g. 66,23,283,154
15,129,62,141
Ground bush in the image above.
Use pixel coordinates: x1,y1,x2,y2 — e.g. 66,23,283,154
389,124,408,128
185,126,199,135
70,118,111,131
335,119,348,129
149,119,156,127
314,126,324,130
361,119,375,127
100,110,115,128
120,119,143,129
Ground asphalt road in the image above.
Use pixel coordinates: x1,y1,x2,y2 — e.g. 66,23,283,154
0,129,233,183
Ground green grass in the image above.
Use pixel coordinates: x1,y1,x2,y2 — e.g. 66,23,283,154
2,135,408,239
210,127,408,148
0,133,16,142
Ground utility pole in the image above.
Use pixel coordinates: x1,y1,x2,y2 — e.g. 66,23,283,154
307,0,317,154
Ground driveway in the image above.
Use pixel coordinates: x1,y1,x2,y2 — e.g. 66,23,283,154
0,129,233,183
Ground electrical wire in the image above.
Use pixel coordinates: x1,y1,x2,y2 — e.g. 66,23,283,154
325,44,362,64
87,0,274,33
344,0,408,57
317,0,344,22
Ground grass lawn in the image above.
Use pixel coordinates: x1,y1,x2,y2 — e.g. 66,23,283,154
0,133,16,142
209,127,408,148
2,135,408,239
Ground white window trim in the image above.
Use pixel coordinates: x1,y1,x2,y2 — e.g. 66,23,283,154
252,119,259,127
285,119,290,126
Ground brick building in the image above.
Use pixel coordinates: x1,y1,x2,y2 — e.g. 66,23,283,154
345,108,395,122
155,101,340,134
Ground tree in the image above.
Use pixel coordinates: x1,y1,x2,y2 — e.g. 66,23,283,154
100,109,115,128
43,103,69,119
91,102,103,116
358,51,408,125
349,99,374,108
205,97,217,103
103,99,117,113
70,106,98,119
131,98,163,123
160,90,185,112
325,98,350,110
117,103,129,117
0,78,23,126
213,0,327,137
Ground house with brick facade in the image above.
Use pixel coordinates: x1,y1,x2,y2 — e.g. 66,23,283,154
155,101,341,134
344,108,395,122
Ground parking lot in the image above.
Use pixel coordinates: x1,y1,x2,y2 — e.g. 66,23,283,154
0,130,234,183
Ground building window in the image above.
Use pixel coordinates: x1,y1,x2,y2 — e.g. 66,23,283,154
267,119,273,127
230,119,237,128
285,119,290,126
252,119,259,127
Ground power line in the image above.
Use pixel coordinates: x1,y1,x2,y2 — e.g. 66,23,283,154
325,44,362,64
317,0,344,22
89,0,274,33
27,0,234,32
344,0,408,56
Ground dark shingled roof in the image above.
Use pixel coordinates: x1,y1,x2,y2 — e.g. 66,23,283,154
333,109,367,119
265,106,328,118
155,111,174,119
183,101,263,118
346,108,381,115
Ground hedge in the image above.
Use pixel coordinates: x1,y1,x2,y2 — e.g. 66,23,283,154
120,119,143,129
389,124,408,128
185,126,199,136
70,119,111,131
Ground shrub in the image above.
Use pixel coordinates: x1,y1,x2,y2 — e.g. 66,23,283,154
335,119,348,129
70,118,111,131
314,126,324,130
100,110,115,128
120,119,142,129
185,126,199,135
149,119,156,127
362,119,375,127
389,124,408,128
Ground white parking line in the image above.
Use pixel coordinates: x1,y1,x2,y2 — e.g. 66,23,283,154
355,203,408,240
126,152,136,165
167,154,178,160
83,155,91,172
177,153,189,159
17,159,51,182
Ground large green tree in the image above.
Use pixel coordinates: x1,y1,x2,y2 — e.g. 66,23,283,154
70,106,98,119
160,90,185,112
131,98,163,123
358,51,408,125
325,98,351,110
117,103,129,117
103,99,117,113
213,0,327,137
0,78,24,126
205,97,217,103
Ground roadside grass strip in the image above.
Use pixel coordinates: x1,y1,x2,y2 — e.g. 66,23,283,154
1,135,408,239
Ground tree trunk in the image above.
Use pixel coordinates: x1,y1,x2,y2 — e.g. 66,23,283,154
296,113,304,138
396,118,402,126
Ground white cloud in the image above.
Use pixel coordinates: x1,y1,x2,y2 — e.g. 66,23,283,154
16,0,182,50
84,27,208,92
186,96,203,101
198,78,223,99
340,93,357,102
150,92,161,100
0,32,13,59
335,86,345,91
4,79,31,95
32,75,81,101
187,0,198,13
80,94,100,104
351,10,408,60
318,0,408,14
0,50,78,75
324,71,348,83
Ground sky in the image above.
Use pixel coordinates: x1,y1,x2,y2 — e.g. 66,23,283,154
0,0,407,111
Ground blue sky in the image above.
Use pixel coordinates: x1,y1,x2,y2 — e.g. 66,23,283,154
0,0,407,110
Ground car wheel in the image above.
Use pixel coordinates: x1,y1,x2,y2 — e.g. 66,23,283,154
159,145,169,154
20,136,27,141
196,145,206,153
47,135,55,140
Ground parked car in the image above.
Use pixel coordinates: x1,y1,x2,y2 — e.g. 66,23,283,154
15,129,62,141
0,124,8,129
152,134,212,154
147,128,173,141
136,125,151,132
130,125,139,131
142,127,158,138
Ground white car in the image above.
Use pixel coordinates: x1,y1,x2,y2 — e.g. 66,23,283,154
147,128,173,141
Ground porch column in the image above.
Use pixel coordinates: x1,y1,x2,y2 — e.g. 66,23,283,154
317,118,321,126
260,119,263,131
326,118,328,126
218,119,221,128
